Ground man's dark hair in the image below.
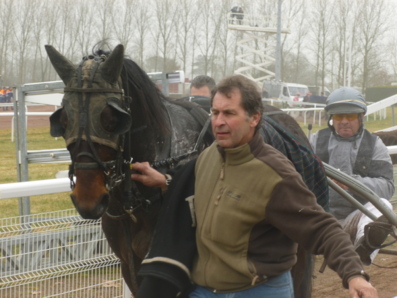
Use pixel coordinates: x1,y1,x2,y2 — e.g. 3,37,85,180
213,75,264,126
190,75,216,94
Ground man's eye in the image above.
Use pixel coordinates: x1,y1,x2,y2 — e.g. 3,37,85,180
224,111,235,116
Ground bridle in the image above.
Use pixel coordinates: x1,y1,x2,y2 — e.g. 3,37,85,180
65,55,130,194
63,55,211,217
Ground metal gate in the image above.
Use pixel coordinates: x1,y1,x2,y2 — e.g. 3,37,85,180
0,209,125,297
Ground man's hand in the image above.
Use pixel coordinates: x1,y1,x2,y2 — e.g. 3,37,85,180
130,162,167,190
348,277,378,298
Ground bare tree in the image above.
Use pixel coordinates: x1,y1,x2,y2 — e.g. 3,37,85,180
356,0,390,93
0,0,16,85
279,0,306,83
387,36,397,81
331,0,350,87
131,0,151,67
154,0,178,72
1,0,396,89
74,1,99,57
31,0,48,81
194,0,225,77
111,0,138,52
12,0,36,84
306,0,335,90
96,0,115,41
174,0,199,83
210,0,236,80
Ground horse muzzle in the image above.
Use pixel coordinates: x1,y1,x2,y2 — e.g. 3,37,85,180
70,169,110,219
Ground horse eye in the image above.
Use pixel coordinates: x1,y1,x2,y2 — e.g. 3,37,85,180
101,106,118,132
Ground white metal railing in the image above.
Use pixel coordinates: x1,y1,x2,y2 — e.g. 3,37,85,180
0,178,72,200
262,95,396,126
0,209,125,297
367,94,397,115
0,143,394,198
376,126,397,132
0,180,132,297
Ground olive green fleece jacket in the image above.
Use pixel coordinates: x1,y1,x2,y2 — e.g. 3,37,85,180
192,132,367,292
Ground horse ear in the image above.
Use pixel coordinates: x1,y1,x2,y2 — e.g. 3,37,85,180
45,45,75,85
101,44,125,84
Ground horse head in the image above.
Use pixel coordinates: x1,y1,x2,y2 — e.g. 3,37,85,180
46,44,132,219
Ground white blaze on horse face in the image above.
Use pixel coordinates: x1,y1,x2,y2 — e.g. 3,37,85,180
211,89,259,148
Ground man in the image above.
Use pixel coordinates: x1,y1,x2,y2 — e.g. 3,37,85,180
184,75,216,113
310,87,395,266
190,75,215,98
133,76,377,297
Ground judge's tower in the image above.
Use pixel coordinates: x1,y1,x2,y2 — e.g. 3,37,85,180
228,11,290,86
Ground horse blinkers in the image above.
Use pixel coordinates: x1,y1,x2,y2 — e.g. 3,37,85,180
49,96,132,143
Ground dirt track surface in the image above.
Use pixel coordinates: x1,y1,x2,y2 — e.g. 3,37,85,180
2,105,397,297
313,252,397,297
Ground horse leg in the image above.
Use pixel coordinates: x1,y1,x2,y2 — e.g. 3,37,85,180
291,245,313,298
102,213,140,294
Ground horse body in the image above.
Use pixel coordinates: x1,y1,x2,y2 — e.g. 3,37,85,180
46,44,210,293
46,43,322,297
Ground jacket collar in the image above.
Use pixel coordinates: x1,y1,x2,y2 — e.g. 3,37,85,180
216,131,264,165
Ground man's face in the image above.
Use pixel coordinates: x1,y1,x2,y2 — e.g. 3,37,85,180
332,113,362,138
190,86,211,98
211,88,260,148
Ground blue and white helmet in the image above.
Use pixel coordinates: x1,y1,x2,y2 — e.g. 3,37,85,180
325,87,367,115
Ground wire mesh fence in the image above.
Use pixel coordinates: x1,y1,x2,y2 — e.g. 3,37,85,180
0,209,126,297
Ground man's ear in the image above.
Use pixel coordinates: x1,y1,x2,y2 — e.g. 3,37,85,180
250,113,261,128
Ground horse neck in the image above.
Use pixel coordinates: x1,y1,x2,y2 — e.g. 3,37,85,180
128,98,171,165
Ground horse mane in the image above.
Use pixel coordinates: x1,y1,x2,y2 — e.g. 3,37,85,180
92,43,169,133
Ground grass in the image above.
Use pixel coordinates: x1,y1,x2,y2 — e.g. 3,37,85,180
0,107,396,219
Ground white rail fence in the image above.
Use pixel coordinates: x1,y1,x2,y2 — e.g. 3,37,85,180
0,181,131,298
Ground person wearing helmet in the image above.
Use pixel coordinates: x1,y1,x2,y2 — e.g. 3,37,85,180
310,87,395,266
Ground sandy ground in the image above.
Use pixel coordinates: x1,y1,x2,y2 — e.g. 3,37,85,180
313,250,397,298
2,105,397,297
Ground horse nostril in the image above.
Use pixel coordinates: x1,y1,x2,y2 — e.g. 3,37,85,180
69,193,110,219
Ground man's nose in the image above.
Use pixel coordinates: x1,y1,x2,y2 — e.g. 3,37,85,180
212,114,225,126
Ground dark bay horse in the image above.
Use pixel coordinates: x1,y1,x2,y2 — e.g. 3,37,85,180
45,44,212,293
45,44,326,298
